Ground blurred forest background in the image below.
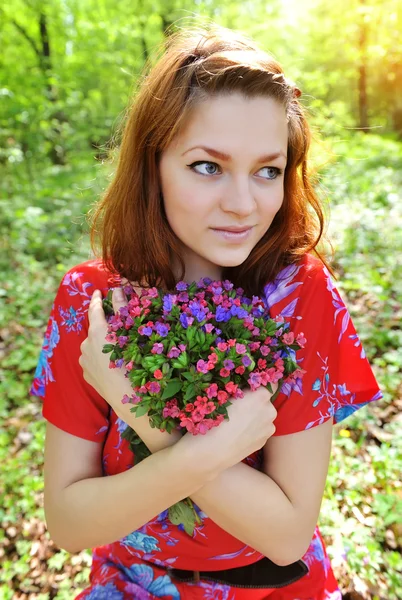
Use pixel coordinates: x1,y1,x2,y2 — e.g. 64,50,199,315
1,0,401,598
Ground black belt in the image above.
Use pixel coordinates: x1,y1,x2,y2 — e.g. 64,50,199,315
166,556,309,589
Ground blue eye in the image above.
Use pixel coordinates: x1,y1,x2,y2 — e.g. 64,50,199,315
187,161,220,176
259,167,282,180
187,161,283,180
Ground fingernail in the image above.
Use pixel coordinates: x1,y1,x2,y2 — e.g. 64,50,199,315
114,288,124,301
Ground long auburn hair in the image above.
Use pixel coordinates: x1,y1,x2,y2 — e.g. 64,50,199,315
89,22,334,297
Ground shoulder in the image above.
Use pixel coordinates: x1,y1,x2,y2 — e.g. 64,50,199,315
263,253,333,313
57,258,121,302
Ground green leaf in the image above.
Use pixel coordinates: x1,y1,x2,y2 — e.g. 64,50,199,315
102,344,115,354
181,372,194,381
135,404,149,417
168,500,197,536
161,379,182,400
184,382,196,401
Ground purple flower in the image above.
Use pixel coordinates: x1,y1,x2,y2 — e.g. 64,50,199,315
189,301,207,322
163,294,176,312
118,336,128,348
242,355,252,367
223,359,235,370
249,372,262,386
148,382,161,394
155,322,169,337
216,306,230,322
180,313,189,328
115,358,124,368
222,280,234,291
196,359,209,374
151,342,164,354
167,346,180,358
142,326,153,336
176,281,188,291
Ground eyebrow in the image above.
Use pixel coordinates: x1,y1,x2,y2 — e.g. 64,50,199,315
182,145,287,162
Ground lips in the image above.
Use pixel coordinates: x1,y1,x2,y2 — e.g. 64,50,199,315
213,226,252,233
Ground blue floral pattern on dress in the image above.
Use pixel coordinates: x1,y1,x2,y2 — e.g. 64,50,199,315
86,582,124,599
30,312,60,397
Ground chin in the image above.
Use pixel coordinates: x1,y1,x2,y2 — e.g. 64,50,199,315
209,254,250,268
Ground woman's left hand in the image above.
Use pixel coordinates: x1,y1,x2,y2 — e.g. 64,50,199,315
79,287,181,451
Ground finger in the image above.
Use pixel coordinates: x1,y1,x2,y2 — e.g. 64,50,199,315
112,287,128,315
88,289,107,326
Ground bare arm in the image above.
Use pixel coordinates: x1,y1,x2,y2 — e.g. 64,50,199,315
190,418,333,566
44,422,216,553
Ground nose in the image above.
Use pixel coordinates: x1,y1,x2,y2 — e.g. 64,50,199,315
220,175,256,217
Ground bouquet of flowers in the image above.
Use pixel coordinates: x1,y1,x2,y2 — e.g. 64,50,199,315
102,277,306,535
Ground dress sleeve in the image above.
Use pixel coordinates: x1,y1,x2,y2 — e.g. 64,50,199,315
29,267,110,443
268,256,383,436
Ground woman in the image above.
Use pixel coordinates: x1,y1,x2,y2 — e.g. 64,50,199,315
30,23,382,599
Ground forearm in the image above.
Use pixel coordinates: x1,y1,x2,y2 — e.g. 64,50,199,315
190,462,309,566
46,445,211,554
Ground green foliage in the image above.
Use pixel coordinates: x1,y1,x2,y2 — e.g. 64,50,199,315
1,2,401,595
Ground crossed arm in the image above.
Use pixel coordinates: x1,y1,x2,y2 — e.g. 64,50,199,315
127,402,333,566
189,418,333,566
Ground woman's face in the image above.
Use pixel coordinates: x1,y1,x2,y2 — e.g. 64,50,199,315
159,92,288,283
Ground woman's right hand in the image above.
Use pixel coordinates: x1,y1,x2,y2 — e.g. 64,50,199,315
174,385,278,476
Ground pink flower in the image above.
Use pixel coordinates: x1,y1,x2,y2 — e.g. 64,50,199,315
258,358,267,369
260,345,270,356
228,339,236,347
206,383,218,398
185,403,194,413
193,420,213,435
194,394,206,405
212,414,225,427
217,390,228,405
105,332,117,343
205,324,214,333
162,399,180,418
220,368,230,378
235,343,247,354
167,346,180,358
296,332,307,348
154,369,163,380
248,371,262,390
235,365,245,375
217,342,228,352
208,352,218,364
151,342,164,355
180,417,195,433
225,382,238,396
126,361,134,371
191,408,205,422
125,315,135,328
283,332,295,345
203,401,216,415
147,381,161,394
196,359,209,374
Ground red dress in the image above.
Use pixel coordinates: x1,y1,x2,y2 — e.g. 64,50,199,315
30,253,383,599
